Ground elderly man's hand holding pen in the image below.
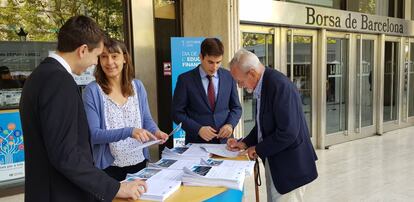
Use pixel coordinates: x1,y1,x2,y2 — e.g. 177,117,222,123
226,138,258,160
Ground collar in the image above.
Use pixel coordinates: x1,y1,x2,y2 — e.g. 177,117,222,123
253,71,264,99
48,52,72,75
199,65,218,78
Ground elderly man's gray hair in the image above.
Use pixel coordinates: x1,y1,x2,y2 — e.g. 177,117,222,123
229,48,261,72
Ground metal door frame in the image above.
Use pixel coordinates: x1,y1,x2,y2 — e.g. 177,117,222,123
280,28,318,146
381,36,403,133
352,33,378,139
324,31,352,147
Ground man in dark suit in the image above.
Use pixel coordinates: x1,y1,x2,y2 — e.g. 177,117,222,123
227,49,318,201
172,38,242,144
19,16,146,202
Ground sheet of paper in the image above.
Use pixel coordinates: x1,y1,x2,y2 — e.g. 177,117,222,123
127,168,162,180
182,165,246,190
150,169,184,181
131,139,161,151
169,122,182,136
162,145,210,160
201,158,255,176
200,144,241,158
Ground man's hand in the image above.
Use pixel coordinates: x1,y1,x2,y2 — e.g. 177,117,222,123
115,179,147,200
198,126,217,142
155,130,169,144
242,146,258,160
217,124,233,138
226,138,247,152
132,128,157,143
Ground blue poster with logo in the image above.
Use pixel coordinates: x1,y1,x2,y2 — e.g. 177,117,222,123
0,110,25,182
171,37,205,147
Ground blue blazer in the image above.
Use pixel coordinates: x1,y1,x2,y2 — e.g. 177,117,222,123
172,66,242,144
243,68,318,194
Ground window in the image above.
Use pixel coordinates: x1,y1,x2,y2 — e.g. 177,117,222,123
348,0,376,14
285,0,345,9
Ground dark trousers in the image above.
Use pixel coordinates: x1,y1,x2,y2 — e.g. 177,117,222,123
104,160,147,181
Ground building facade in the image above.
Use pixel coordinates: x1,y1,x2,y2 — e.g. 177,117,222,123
1,0,414,194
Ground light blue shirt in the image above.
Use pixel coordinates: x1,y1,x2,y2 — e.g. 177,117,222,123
199,66,219,100
253,72,264,143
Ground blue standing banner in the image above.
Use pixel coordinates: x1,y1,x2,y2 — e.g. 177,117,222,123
0,110,24,182
171,37,205,147
171,37,244,201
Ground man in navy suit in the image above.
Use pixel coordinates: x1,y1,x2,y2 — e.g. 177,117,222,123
172,38,242,144
227,49,318,201
20,16,146,202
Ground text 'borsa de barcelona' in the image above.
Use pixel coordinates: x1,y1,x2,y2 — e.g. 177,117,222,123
305,7,404,34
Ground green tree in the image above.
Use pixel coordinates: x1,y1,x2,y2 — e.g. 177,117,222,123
0,0,124,42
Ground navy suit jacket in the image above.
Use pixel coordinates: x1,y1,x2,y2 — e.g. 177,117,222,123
20,58,119,202
172,66,242,144
243,68,318,194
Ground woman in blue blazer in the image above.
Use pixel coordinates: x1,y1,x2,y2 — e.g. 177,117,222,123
83,38,168,181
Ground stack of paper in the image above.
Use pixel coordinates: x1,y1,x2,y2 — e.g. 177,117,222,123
148,158,202,170
200,158,255,176
124,168,183,201
161,145,210,160
182,165,246,191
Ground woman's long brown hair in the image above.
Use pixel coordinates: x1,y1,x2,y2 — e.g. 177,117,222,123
95,38,135,97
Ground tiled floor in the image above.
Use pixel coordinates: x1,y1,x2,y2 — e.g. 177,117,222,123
2,126,414,202
305,126,414,202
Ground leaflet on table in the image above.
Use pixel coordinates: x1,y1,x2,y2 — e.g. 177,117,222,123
182,165,245,190
124,168,183,202
198,144,241,158
148,158,202,170
126,167,184,181
200,158,255,176
161,145,210,160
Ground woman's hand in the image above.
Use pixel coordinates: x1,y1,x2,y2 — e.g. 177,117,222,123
155,130,169,144
132,128,157,142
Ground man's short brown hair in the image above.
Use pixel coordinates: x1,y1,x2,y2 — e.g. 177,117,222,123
57,15,105,52
200,38,224,57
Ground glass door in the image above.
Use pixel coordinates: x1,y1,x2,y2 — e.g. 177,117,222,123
382,38,401,131
325,32,350,146
282,28,317,145
240,25,275,136
355,34,377,136
326,36,348,134
401,39,414,124
409,42,414,120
